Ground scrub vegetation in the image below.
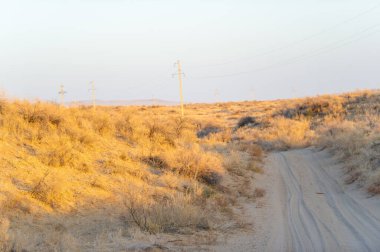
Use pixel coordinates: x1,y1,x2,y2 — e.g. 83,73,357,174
0,89,379,251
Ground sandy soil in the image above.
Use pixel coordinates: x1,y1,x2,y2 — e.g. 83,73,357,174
122,148,380,251
211,148,380,252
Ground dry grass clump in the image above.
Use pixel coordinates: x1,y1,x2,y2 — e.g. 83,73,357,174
0,99,231,250
161,144,224,185
316,113,380,194
30,171,76,209
0,217,10,251
223,150,249,176
235,141,264,160
2,90,378,250
237,116,314,150
253,188,266,198
203,128,232,144
197,124,221,138
235,116,257,129
125,192,209,234
278,96,345,120
222,142,263,176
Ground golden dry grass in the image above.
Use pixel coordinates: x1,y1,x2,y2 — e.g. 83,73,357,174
0,100,232,251
316,113,380,194
0,89,379,251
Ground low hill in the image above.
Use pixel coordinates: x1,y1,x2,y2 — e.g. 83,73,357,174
0,90,379,251
71,99,179,106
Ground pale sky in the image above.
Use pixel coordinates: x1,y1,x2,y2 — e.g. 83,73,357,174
1,0,379,102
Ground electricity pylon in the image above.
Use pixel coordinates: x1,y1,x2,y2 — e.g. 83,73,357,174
58,84,66,107
173,60,185,117
89,81,96,110
214,89,220,102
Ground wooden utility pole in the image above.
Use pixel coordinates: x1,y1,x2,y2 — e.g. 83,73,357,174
214,89,220,102
89,81,96,110
175,60,185,117
58,84,66,107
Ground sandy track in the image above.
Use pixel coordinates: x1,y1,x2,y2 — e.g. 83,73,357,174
204,148,380,252
263,148,380,252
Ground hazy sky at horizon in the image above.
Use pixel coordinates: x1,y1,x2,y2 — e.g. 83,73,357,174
1,0,379,102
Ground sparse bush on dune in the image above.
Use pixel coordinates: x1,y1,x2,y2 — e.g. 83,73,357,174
232,91,380,194
235,141,263,160
161,143,224,185
0,98,231,250
235,116,263,130
0,217,10,251
16,101,63,127
237,116,314,150
125,192,209,234
278,96,345,120
316,114,380,194
223,150,247,176
197,124,221,138
2,90,378,250
30,170,75,209
200,128,232,144
253,188,266,198
220,140,265,177
0,96,7,116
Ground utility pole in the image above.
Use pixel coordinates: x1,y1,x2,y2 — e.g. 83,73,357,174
174,60,185,117
250,88,255,101
214,89,220,102
58,84,66,107
89,81,96,110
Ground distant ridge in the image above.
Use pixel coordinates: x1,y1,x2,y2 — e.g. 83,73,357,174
70,99,179,106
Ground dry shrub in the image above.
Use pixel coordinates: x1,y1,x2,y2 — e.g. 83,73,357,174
223,151,243,175
17,101,63,127
253,188,266,198
197,125,221,138
125,194,209,234
238,117,314,150
171,116,196,139
223,150,251,176
316,120,369,156
0,217,10,251
142,156,168,170
5,91,377,248
140,119,176,156
204,129,232,143
269,117,314,149
235,142,263,160
235,116,265,130
40,140,77,167
162,144,224,185
368,183,380,195
30,171,74,209
249,163,264,174
316,115,380,194
91,112,115,136
0,94,7,115
279,97,344,120
115,115,134,140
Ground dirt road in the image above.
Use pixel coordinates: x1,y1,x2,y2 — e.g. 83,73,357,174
258,148,380,252
188,148,380,251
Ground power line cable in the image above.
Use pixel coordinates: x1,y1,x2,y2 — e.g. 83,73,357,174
189,23,380,80
187,2,380,69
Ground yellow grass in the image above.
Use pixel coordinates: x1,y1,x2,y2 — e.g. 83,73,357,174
0,89,379,251
0,100,229,250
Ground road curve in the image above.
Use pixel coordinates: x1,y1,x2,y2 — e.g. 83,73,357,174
265,149,380,252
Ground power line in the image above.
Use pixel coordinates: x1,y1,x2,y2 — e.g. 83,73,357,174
187,2,380,69
189,23,380,80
